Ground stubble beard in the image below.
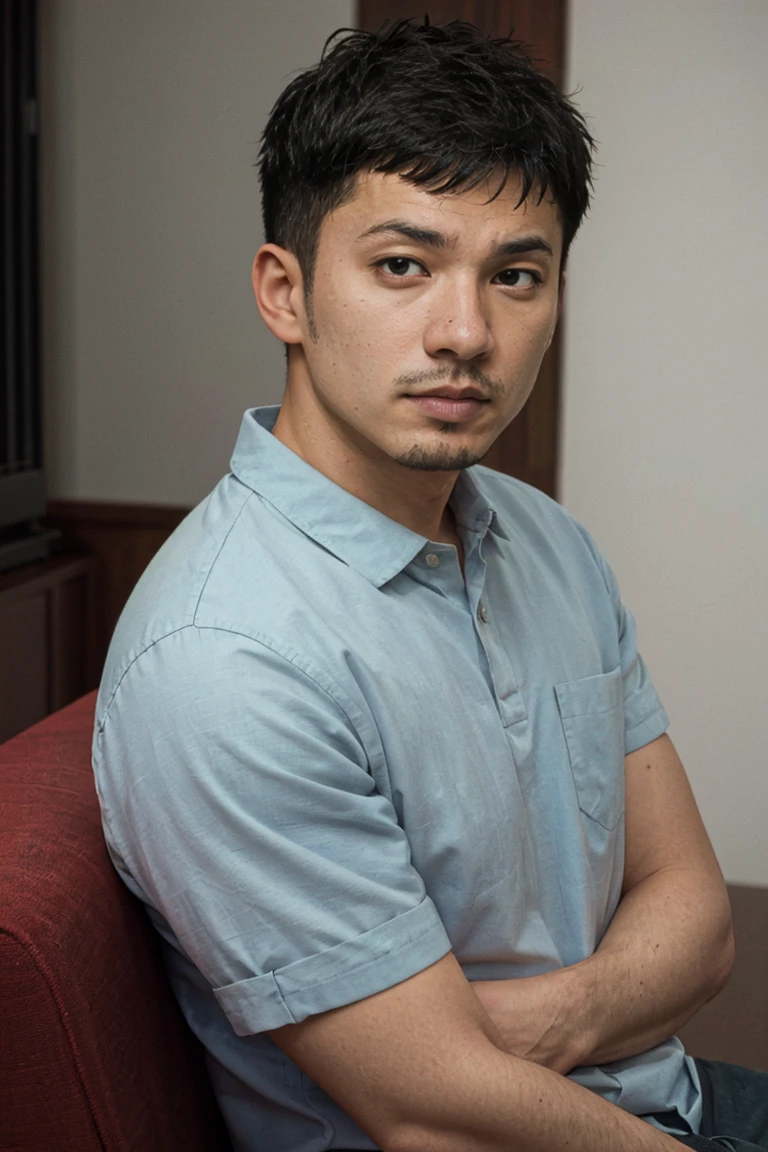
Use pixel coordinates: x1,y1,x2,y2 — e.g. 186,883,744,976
391,431,488,472
302,324,513,470
390,364,508,472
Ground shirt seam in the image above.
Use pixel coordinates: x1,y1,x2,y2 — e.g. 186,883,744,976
625,703,668,738
100,621,372,757
216,901,449,1026
99,487,255,731
192,486,255,623
276,932,440,996
97,624,198,733
190,623,370,743
268,970,296,1024
237,897,443,997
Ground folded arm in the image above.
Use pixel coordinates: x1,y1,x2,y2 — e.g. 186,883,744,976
269,950,685,1152
266,741,726,1149
471,733,734,1073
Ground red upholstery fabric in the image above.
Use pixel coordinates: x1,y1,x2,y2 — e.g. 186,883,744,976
0,692,232,1151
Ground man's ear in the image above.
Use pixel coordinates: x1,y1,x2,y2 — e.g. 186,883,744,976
252,244,306,345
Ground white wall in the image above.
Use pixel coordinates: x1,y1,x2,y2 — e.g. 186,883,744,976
563,0,768,885
41,0,353,506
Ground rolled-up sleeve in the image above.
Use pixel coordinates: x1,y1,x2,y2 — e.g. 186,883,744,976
94,624,452,1035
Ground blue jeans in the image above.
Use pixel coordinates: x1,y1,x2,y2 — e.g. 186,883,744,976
671,1059,768,1150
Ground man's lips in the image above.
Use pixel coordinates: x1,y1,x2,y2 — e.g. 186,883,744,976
409,386,488,401
405,389,490,421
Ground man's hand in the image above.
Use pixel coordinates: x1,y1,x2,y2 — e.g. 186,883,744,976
471,965,592,1074
472,734,734,1073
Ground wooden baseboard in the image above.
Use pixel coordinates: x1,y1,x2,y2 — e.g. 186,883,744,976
43,499,190,682
46,499,189,529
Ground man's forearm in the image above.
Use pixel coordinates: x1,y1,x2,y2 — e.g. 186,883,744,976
271,949,685,1152
569,862,733,1065
398,1039,685,1152
471,863,733,1072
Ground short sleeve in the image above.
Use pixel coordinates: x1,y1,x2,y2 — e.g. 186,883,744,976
593,549,670,754
567,517,670,755
93,624,452,1035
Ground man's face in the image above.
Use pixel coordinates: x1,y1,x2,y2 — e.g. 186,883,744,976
288,169,563,474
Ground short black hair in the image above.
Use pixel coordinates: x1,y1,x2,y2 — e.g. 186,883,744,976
259,18,595,290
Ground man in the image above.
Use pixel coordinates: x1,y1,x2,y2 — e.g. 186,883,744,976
93,19,768,1152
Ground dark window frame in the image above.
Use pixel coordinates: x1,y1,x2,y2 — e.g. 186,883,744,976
1,0,44,530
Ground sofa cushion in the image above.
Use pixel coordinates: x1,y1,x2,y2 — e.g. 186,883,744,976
0,692,231,1151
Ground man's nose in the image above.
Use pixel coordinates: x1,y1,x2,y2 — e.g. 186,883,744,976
422,278,495,362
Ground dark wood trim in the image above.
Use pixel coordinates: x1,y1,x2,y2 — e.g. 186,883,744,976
357,0,567,497
0,552,95,741
43,499,191,680
46,498,189,530
1,0,43,490
0,549,89,598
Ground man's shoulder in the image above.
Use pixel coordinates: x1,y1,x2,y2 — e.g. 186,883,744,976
96,465,368,725
98,474,267,704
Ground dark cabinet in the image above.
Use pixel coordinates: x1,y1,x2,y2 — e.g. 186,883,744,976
0,554,95,743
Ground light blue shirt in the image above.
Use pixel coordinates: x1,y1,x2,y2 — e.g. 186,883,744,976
93,405,702,1150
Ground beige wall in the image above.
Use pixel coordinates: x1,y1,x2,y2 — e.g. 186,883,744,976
563,0,768,885
41,0,353,506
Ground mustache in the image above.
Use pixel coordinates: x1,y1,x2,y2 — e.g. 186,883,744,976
395,364,504,397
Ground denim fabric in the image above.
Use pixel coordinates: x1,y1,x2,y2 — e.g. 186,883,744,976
673,1059,768,1150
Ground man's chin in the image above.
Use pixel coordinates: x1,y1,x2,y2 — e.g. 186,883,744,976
391,442,488,472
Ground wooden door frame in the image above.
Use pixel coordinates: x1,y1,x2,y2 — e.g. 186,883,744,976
356,0,567,497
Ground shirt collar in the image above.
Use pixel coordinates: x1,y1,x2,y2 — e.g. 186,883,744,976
230,406,506,587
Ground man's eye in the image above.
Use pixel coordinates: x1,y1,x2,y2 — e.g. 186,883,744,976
378,257,427,277
495,269,541,288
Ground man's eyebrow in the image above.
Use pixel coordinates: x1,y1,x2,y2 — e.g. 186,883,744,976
357,221,452,248
492,236,554,260
357,221,554,260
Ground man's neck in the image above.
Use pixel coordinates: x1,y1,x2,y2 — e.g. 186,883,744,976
272,392,463,546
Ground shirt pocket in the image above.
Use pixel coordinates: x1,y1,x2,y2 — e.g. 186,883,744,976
554,667,625,831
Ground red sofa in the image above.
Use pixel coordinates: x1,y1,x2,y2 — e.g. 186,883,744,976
0,692,233,1152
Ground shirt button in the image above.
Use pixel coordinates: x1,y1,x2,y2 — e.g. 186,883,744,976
425,553,440,568
478,601,488,622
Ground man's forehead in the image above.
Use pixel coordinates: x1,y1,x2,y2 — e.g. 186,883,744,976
329,169,563,252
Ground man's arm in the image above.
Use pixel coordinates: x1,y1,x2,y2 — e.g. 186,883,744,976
471,733,734,1072
269,949,685,1152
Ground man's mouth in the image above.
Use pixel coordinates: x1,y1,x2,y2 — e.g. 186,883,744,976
405,386,490,421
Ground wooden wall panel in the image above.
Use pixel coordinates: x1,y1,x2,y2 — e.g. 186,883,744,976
53,569,90,706
0,591,48,742
358,1,565,84
0,555,94,742
357,0,566,496
44,501,189,681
